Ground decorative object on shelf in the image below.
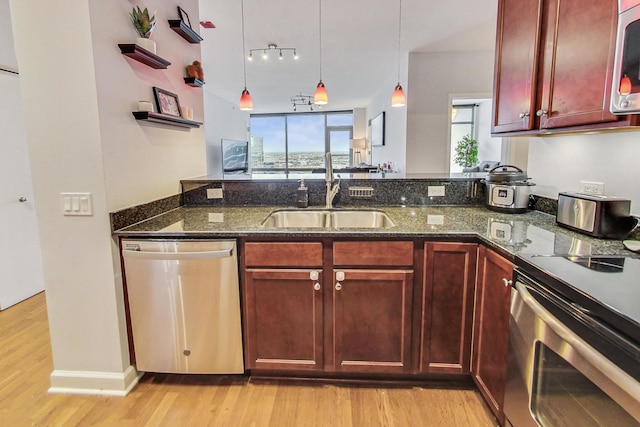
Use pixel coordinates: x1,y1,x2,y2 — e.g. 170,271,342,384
181,106,194,120
248,43,298,61
169,6,203,43
291,93,314,111
239,0,253,111
132,111,201,128
454,134,479,170
130,6,157,54
138,100,154,112
152,87,182,117
370,112,385,146
118,44,170,69
178,6,191,28
185,60,204,82
184,77,204,87
391,0,406,107
313,0,328,105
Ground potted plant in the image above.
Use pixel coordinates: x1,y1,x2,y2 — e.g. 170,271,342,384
454,134,479,172
130,6,157,53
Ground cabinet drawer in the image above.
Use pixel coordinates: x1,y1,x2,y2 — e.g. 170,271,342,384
244,242,323,267
333,241,413,266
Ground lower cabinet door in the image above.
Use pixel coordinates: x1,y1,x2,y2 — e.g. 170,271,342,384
332,269,413,374
243,269,323,371
472,247,514,425
419,242,477,374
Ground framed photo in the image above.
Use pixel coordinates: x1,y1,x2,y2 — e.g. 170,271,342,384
153,87,182,117
370,111,385,146
177,6,192,29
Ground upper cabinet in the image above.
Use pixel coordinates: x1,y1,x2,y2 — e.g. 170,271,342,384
492,0,635,135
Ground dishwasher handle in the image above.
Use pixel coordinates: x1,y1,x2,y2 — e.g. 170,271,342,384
122,248,232,260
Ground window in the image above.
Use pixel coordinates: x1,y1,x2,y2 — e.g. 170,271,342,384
250,111,353,173
450,104,477,173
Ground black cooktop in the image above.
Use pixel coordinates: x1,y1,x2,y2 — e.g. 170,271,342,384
516,254,640,343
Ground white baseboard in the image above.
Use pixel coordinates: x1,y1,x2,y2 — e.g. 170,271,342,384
48,365,142,396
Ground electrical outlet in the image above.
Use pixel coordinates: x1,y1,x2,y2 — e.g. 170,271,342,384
428,186,445,197
579,181,605,195
206,188,223,199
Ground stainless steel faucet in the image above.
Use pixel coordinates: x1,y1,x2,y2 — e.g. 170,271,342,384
325,152,340,208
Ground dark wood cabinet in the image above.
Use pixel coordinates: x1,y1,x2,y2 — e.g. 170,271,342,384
243,242,324,371
242,240,414,375
243,268,324,371
492,0,621,134
333,268,413,374
419,243,477,375
471,246,514,426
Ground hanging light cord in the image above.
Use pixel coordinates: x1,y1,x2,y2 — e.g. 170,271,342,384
397,0,402,83
241,0,248,88
318,0,323,81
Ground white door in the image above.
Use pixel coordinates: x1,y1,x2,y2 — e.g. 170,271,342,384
0,69,45,309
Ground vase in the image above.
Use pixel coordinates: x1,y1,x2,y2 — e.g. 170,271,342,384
135,37,156,54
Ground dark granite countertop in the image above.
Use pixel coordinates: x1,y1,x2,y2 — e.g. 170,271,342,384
113,206,634,259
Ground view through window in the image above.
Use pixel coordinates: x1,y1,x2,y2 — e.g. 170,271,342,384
250,112,353,173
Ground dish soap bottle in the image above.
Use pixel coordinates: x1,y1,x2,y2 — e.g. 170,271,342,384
296,179,309,208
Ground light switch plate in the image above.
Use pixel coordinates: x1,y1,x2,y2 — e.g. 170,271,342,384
61,192,93,216
208,212,224,222
428,186,446,197
207,188,224,199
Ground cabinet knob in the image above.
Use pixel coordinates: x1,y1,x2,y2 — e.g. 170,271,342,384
502,278,513,287
335,283,342,291
314,283,321,291
518,112,529,119
19,197,27,202
536,109,548,117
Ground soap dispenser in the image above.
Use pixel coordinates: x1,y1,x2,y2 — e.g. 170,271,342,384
296,179,309,208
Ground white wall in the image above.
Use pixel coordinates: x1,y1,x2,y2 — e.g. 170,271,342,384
406,50,495,173
527,131,640,216
367,54,408,172
10,0,205,394
205,92,250,178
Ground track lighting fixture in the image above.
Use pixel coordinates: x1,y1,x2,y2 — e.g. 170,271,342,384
247,43,299,61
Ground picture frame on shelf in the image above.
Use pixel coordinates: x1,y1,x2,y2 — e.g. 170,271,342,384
370,111,385,146
177,6,192,29
153,87,182,117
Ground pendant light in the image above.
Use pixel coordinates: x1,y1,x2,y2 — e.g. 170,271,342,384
620,75,632,96
391,0,406,107
314,0,328,105
239,0,254,111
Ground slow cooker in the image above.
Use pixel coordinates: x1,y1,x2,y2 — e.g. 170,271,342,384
482,165,535,213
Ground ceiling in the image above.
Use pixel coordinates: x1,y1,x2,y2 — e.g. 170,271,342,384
198,0,498,113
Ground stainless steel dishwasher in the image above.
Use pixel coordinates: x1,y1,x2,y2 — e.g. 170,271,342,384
121,239,243,374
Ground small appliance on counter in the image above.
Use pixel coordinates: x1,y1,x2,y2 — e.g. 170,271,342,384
556,192,638,239
482,165,535,213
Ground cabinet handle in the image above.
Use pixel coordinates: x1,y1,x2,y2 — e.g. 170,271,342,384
335,283,342,291
314,283,321,291
502,278,513,287
536,109,548,117
518,112,529,119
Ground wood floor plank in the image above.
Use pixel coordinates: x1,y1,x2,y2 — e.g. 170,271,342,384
1,292,497,426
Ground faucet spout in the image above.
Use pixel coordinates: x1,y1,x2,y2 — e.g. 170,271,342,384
325,152,340,208
325,152,334,183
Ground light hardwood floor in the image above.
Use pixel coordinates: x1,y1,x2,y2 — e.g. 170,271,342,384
0,292,497,426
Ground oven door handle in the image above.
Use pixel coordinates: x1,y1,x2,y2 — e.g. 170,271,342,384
515,281,640,395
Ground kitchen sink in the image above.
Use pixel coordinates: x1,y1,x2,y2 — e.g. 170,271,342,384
329,210,395,229
261,210,329,228
261,209,395,229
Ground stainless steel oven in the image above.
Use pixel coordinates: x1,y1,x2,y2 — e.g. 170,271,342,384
505,256,640,426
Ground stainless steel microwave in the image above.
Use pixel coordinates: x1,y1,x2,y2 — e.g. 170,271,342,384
611,0,640,114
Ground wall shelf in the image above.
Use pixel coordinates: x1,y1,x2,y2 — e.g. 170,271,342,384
184,77,205,87
132,111,201,129
168,20,204,44
118,44,171,69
